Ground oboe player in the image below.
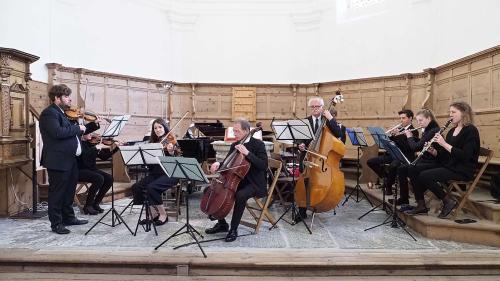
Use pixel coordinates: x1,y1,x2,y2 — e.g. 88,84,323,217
406,102,480,218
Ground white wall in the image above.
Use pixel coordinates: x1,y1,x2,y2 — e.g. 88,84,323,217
1,0,499,84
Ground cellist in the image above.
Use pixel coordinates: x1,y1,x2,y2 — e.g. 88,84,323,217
205,118,268,242
296,97,343,222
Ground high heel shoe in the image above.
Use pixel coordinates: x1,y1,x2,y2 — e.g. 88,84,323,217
139,215,159,225
82,205,99,215
154,216,168,226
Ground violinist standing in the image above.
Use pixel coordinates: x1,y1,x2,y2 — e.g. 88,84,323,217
296,97,342,221
130,118,178,226
39,84,92,234
77,122,114,215
205,118,268,242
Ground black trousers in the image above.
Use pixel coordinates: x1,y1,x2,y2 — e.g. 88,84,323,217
410,164,468,201
78,168,113,206
47,160,78,228
396,164,411,201
367,154,400,188
146,175,179,205
219,183,259,231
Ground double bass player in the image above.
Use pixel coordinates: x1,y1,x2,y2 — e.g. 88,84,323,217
205,118,268,242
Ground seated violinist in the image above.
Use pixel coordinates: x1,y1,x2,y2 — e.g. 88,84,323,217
131,118,179,226
206,118,268,242
78,126,114,215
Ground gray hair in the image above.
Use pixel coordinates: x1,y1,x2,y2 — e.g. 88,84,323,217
234,118,251,131
308,97,324,107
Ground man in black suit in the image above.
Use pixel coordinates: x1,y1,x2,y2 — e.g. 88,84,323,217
39,84,90,234
330,108,346,144
366,109,419,204
297,97,343,221
205,118,268,242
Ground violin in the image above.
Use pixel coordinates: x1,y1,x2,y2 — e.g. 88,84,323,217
88,134,116,146
65,107,98,122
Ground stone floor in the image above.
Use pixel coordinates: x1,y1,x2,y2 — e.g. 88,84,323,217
1,192,498,255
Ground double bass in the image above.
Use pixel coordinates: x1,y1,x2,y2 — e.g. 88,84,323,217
200,124,263,219
295,93,346,213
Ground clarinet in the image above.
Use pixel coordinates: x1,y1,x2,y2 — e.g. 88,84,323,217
410,118,453,166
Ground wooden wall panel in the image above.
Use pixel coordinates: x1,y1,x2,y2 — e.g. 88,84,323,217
32,45,499,162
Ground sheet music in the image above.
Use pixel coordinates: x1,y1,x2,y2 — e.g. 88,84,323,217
272,119,313,141
120,143,164,165
157,156,209,183
102,115,131,138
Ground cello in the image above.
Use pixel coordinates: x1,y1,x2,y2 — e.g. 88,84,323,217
294,92,346,213
200,123,263,219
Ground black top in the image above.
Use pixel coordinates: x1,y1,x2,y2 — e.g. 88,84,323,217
390,124,419,161
77,141,113,170
222,137,269,198
406,120,441,161
439,125,480,180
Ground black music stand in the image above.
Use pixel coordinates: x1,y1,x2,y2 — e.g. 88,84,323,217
154,156,209,258
364,139,417,241
121,143,165,235
342,127,373,206
358,126,391,220
85,115,134,236
268,119,313,234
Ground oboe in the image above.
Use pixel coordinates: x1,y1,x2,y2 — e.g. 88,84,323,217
410,119,453,166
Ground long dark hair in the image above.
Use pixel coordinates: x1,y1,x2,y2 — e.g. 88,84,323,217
149,118,170,143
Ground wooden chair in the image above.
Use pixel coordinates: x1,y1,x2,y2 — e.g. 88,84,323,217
240,158,282,233
74,182,89,211
162,183,183,221
447,147,494,220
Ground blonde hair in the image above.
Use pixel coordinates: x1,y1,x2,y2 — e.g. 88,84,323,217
450,101,474,125
416,108,437,123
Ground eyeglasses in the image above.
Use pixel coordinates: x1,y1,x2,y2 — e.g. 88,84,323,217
310,105,322,108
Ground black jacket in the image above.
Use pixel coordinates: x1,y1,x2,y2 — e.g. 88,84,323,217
407,120,440,162
440,125,480,180
305,115,343,146
39,104,86,171
222,137,268,197
390,124,419,161
77,141,113,170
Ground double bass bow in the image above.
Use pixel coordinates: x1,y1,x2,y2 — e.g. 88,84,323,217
295,92,346,213
200,123,263,219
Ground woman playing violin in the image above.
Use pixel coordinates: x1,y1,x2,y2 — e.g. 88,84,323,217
131,118,179,226
205,118,268,242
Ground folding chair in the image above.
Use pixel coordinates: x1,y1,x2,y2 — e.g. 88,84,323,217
240,158,282,233
447,147,494,220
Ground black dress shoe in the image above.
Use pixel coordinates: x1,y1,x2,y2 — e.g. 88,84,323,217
405,207,429,215
93,204,104,213
438,199,457,219
51,224,70,234
225,229,238,242
205,221,229,234
63,218,89,226
82,205,99,215
388,198,409,206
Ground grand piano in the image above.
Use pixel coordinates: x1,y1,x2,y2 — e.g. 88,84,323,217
176,121,225,163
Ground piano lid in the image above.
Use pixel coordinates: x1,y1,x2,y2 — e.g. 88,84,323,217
194,121,225,137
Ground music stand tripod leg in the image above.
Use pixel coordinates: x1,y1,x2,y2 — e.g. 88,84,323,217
85,155,133,235
269,143,312,234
